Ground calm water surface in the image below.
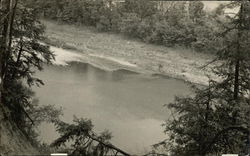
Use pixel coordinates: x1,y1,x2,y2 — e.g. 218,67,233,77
34,62,191,154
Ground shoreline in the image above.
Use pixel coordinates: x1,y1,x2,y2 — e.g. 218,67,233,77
49,45,208,87
44,20,215,86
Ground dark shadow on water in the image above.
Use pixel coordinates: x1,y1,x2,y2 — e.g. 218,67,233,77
151,73,171,79
53,61,141,82
113,69,139,75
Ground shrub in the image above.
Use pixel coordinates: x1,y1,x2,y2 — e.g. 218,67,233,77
119,13,141,37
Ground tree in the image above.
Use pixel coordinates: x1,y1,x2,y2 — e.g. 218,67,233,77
160,1,250,156
123,0,157,20
188,1,205,23
51,117,131,156
1,0,17,105
0,0,55,135
23,99,63,146
157,83,219,156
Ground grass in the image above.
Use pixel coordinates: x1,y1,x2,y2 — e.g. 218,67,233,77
42,19,215,85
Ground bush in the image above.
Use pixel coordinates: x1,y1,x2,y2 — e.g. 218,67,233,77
119,13,141,37
96,15,110,31
191,21,222,53
96,7,122,32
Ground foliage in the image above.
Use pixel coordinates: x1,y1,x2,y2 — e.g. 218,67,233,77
2,1,250,155
51,116,130,156
1,0,54,122
24,99,63,145
0,0,60,146
33,0,224,53
188,1,206,23
118,13,141,37
96,0,123,32
123,0,157,20
158,1,250,156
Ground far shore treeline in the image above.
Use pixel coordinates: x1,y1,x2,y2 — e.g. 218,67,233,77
28,0,224,53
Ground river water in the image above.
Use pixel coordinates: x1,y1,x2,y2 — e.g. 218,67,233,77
34,49,191,154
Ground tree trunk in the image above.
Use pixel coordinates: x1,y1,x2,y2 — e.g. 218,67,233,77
234,59,240,100
0,0,11,117
0,0,10,105
4,0,17,83
233,3,243,100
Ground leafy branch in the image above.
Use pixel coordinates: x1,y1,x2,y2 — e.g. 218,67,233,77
51,116,131,156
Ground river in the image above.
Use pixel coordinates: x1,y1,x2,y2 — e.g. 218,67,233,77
33,48,191,154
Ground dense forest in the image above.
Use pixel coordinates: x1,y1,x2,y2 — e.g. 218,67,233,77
0,0,250,156
32,0,222,54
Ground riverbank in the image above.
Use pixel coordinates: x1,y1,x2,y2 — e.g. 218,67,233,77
43,20,215,85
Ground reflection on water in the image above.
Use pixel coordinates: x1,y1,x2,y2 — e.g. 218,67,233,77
34,62,191,154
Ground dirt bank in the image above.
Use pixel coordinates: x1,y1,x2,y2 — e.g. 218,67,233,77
0,106,38,155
